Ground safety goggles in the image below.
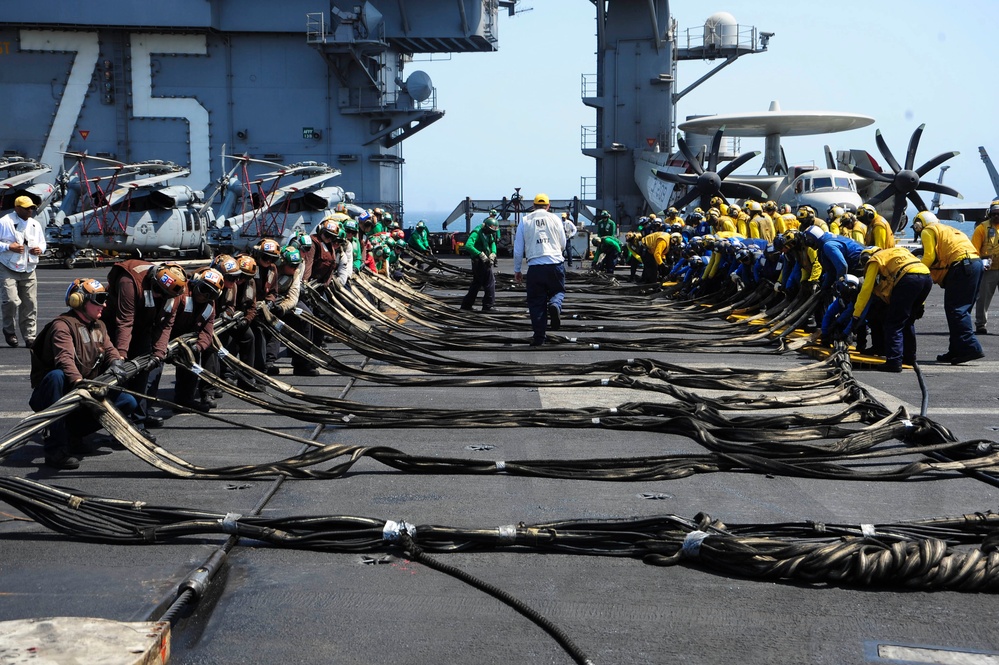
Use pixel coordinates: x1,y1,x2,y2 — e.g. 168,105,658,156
88,292,109,306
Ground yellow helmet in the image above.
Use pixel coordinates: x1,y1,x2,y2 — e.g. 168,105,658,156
796,206,816,223
533,193,550,206
912,210,939,235
858,246,880,268
858,203,877,222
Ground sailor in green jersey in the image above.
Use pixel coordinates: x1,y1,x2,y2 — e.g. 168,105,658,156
409,220,432,252
591,234,622,274
595,209,617,238
460,215,499,312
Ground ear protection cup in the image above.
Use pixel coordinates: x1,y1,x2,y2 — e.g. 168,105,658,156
66,281,85,309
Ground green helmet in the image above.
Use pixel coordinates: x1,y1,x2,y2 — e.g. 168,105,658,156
485,217,500,230
280,246,302,266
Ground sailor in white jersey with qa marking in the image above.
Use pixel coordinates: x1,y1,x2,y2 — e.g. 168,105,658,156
513,193,567,346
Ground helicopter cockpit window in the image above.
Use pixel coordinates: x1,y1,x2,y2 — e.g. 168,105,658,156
812,177,833,190
109,192,158,213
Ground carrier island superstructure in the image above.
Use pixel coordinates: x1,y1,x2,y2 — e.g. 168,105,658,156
0,1,768,224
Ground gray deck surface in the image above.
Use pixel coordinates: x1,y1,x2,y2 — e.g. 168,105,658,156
1,260,998,665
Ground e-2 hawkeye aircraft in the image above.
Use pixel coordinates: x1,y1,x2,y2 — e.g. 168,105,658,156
650,102,963,231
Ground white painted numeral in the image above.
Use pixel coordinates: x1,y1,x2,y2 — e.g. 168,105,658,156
130,33,211,190
20,30,100,183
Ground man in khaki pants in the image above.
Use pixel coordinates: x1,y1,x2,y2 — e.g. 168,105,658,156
0,196,46,347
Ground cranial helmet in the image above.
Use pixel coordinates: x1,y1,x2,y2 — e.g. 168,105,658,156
152,263,188,297
191,268,224,300
211,254,240,279
485,217,500,230
989,200,999,218
803,225,825,247
237,255,258,278
66,278,108,310
279,246,302,267
835,274,861,299
858,246,880,269
256,238,281,261
912,210,939,235
858,204,877,222
748,201,763,213
797,206,816,223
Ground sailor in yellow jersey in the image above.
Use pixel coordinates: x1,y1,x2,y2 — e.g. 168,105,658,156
859,203,896,249
827,205,845,236
709,207,736,234
912,211,984,364
747,201,775,242
852,246,933,372
972,201,999,334
796,206,828,232
779,204,799,231
838,212,867,244
728,205,748,237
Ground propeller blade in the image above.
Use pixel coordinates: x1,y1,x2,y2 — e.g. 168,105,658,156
915,150,959,177
853,166,894,183
875,130,901,173
676,137,704,175
707,127,725,173
672,189,700,210
907,190,929,216
719,181,768,200
904,124,925,171
717,150,760,179
653,170,699,186
916,180,963,199
824,145,835,170
866,186,896,208
890,191,907,230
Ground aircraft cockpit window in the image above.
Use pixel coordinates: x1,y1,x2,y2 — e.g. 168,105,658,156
812,177,833,190
834,177,854,190
794,179,804,194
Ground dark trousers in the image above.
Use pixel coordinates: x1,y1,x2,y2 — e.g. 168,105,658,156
264,306,318,371
30,369,137,457
525,262,565,343
882,273,933,368
461,259,495,310
640,248,660,284
943,259,984,355
219,324,255,378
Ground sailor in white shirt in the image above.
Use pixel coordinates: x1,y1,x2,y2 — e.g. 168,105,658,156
561,212,578,266
513,193,567,346
0,196,47,347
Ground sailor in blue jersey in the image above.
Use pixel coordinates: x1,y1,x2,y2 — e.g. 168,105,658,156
513,193,567,346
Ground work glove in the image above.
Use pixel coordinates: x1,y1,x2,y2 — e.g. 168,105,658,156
478,253,491,265
146,355,163,372
232,318,250,335
109,359,139,383
773,282,784,294
489,252,497,264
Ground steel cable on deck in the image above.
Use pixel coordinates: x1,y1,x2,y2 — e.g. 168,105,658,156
5,476,999,592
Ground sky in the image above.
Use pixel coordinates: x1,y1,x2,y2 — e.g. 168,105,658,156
402,0,999,217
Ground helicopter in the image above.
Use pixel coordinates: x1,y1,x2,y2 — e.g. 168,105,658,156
0,156,56,219
46,153,214,266
207,155,349,253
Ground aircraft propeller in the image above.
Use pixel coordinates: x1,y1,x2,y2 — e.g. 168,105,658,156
853,124,963,230
653,127,767,210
